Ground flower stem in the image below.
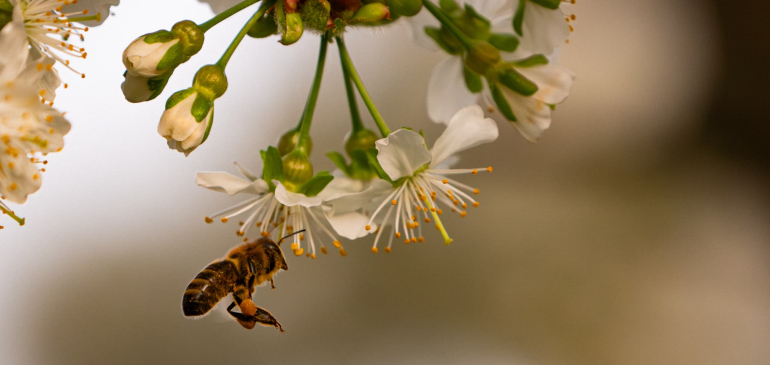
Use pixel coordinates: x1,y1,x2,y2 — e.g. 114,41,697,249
421,0,475,51
340,56,364,132
336,36,391,138
199,0,262,32
0,203,25,226
296,33,330,153
215,0,275,68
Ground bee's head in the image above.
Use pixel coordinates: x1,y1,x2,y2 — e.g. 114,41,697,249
260,238,289,271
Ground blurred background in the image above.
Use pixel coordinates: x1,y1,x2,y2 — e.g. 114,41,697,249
2,0,769,364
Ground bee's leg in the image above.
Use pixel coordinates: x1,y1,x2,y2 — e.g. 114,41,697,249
270,278,276,290
233,284,257,317
253,306,284,333
226,302,257,330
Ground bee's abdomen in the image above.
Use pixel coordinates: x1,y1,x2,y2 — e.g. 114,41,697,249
182,260,238,317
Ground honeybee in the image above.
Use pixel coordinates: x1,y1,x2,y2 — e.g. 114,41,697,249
181,232,302,332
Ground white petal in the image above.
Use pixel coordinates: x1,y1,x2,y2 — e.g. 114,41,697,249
325,211,373,240
328,179,394,215
197,0,242,14
460,0,510,19
157,92,198,141
63,0,121,26
234,161,258,181
274,181,322,208
180,109,211,150
0,144,42,204
121,73,153,103
430,105,499,168
124,38,178,77
19,52,61,102
195,172,267,196
501,88,552,143
519,2,570,58
317,175,369,202
427,57,480,125
0,13,29,80
518,64,575,104
375,129,431,181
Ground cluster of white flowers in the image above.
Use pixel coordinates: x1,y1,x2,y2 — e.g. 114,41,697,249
185,0,576,254
0,0,118,227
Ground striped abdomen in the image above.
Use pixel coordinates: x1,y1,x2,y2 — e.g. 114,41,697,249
182,260,239,317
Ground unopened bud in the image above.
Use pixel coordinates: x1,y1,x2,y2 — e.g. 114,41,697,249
248,12,278,38
388,0,422,17
464,43,501,76
282,150,314,192
345,128,378,156
281,12,304,45
349,3,390,23
193,65,228,99
300,0,331,33
278,129,313,156
123,20,204,78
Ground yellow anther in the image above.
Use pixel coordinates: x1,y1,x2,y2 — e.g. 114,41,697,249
404,239,410,244
311,254,316,259
256,222,262,227
411,237,417,243
236,231,244,237
418,237,425,243
473,189,480,195
437,209,443,215
320,247,328,254
460,211,467,218
365,225,371,231
487,166,493,172
391,199,397,205
424,217,431,223
473,202,479,207
442,179,448,184
462,203,467,209
299,234,305,240
294,248,304,256
261,231,269,237
291,243,299,250
385,247,392,253
203,216,213,223
395,232,401,238
472,169,478,175
372,247,378,254
333,240,342,248
32,174,39,180
221,217,228,223
339,248,347,257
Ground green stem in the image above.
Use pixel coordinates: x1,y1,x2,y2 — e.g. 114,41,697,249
336,36,391,138
199,0,261,32
215,0,275,68
340,52,364,132
296,33,330,153
421,0,475,51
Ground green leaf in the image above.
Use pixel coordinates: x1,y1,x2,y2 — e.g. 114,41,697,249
326,151,351,176
530,0,561,10
498,67,538,96
201,108,214,144
489,82,517,121
513,0,526,36
488,33,520,53
511,54,549,67
262,146,284,190
190,93,212,122
298,174,334,197
463,64,483,93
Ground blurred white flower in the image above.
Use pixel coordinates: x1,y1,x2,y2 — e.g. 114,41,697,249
197,0,242,14
330,106,498,252
2,0,119,102
0,22,70,207
196,162,348,258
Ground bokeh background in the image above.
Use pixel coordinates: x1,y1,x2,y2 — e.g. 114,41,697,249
2,0,769,364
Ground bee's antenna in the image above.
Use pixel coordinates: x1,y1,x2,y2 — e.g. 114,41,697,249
277,229,306,246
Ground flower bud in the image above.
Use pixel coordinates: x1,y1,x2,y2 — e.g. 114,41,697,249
158,89,214,156
388,0,422,17
348,3,390,23
464,43,501,76
278,129,313,157
280,13,304,45
248,12,278,38
282,150,314,192
344,128,379,180
344,128,378,156
193,65,228,99
122,21,203,78
121,71,171,103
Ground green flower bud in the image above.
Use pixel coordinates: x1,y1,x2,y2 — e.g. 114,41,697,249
278,129,313,156
300,0,331,33
282,150,314,192
348,3,390,23
388,0,422,17
248,12,278,38
464,43,501,76
345,128,378,157
193,65,228,99
171,20,205,56
281,13,304,45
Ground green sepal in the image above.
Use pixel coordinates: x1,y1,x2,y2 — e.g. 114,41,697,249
165,88,195,110
190,93,213,123
489,82,517,121
281,12,304,45
513,0,526,36
349,3,390,23
439,0,461,13
155,42,185,73
498,67,538,96
300,0,330,32
530,0,561,10
297,173,334,197
463,64,483,93
261,146,284,191
349,149,376,180
455,4,491,40
248,11,278,38
488,33,520,52
326,151,351,176
424,27,463,55
0,0,13,12
511,54,549,67
365,148,393,183
201,108,214,144
144,30,176,44
147,70,174,101
388,0,422,17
